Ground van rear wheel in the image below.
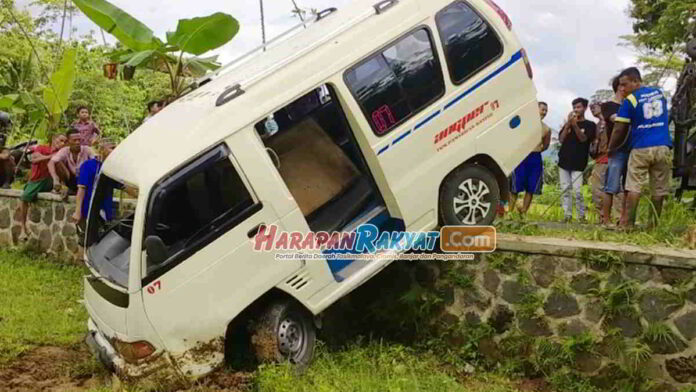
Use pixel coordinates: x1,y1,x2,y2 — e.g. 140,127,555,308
251,299,315,370
439,165,500,226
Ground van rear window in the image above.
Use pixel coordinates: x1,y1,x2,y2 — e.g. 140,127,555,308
344,28,444,136
436,2,504,85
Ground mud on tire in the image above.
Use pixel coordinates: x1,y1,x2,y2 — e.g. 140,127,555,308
250,299,315,370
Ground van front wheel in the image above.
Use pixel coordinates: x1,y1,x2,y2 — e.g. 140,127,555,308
251,300,315,370
439,165,500,226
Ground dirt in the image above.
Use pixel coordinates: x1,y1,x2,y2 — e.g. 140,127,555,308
0,345,254,392
0,345,103,392
516,378,552,392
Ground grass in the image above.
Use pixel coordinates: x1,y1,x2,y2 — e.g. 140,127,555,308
0,249,87,365
501,185,696,249
255,342,521,392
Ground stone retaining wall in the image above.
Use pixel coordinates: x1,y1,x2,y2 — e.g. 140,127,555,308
330,236,696,391
0,189,134,262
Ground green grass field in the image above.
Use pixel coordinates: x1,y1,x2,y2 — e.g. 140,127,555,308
0,249,87,366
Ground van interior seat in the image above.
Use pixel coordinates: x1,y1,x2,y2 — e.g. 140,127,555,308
307,175,373,233
265,117,362,217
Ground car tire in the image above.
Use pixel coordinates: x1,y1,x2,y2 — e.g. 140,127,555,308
251,299,315,370
439,165,500,226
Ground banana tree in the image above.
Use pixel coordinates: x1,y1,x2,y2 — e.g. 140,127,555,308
0,48,76,140
72,0,240,97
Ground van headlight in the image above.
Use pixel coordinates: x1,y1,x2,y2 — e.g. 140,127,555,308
113,339,156,363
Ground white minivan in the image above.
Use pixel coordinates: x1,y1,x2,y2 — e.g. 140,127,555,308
84,0,541,380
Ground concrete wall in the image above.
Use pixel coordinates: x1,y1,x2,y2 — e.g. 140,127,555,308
0,189,134,263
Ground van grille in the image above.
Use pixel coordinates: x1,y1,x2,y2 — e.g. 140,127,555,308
285,271,311,291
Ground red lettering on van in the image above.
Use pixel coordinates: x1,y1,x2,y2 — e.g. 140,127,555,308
434,100,495,146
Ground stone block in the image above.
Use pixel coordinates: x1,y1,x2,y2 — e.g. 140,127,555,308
560,258,582,273
571,273,600,294
624,264,655,282
604,314,642,338
65,236,79,254
0,207,10,229
0,232,11,246
660,268,693,285
28,207,41,223
531,256,556,288
482,269,500,294
518,317,551,336
574,352,602,373
10,225,21,244
639,290,683,322
665,355,696,384
51,236,64,253
54,203,65,221
414,264,439,289
646,335,687,355
42,207,53,226
38,229,52,251
686,288,696,304
62,224,76,237
489,304,514,334
584,300,604,323
464,311,481,325
544,292,580,319
502,280,536,305
558,319,589,337
674,311,696,341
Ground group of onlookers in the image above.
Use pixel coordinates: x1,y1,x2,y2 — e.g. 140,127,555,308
507,66,673,229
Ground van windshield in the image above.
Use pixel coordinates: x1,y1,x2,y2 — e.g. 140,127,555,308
85,175,137,289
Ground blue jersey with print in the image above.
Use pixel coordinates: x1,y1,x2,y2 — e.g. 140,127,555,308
615,86,672,149
78,159,115,221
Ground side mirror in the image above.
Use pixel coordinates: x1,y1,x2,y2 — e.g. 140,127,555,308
144,236,168,266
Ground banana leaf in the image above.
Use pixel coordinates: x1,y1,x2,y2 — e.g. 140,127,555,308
72,0,158,51
166,13,239,56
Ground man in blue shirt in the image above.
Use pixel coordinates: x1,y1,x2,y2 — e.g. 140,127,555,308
71,139,117,225
609,67,673,228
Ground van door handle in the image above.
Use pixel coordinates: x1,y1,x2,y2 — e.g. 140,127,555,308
247,223,266,238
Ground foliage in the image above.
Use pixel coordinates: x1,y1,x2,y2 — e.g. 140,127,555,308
0,1,171,145
629,0,696,51
590,280,639,317
619,35,684,91
73,0,239,97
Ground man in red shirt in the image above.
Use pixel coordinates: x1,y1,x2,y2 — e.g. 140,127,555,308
18,134,67,239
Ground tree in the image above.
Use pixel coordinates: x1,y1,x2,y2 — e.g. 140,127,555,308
629,0,696,51
72,0,240,97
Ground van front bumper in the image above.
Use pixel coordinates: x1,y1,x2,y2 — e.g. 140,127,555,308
85,318,174,379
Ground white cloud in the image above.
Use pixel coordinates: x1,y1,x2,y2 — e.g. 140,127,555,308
21,0,640,129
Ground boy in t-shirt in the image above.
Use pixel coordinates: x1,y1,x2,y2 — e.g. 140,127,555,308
18,134,67,240
557,98,597,223
71,139,117,233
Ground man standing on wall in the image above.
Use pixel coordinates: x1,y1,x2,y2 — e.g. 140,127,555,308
601,76,628,225
558,98,597,223
509,101,552,216
609,67,672,228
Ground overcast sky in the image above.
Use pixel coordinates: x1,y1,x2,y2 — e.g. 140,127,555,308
21,0,638,128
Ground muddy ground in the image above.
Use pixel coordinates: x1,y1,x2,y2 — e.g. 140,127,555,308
0,345,254,392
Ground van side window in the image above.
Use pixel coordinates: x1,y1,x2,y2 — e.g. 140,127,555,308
436,2,503,84
345,28,444,136
144,145,258,281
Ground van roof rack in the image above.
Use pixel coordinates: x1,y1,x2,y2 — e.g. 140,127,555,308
200,0,401,106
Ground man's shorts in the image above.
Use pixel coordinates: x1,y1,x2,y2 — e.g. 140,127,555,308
21,177,53,202
510,152,543,195
626,146,672,196
603,150,629,195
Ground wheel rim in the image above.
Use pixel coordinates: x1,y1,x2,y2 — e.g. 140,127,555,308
452,178,492,225
277,315,307,362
